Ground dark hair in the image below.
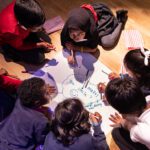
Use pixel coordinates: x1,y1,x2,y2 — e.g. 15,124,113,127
52,98,91,146
105,77,146,114
17,77,48,108
14,0,46,28
124,49,150,88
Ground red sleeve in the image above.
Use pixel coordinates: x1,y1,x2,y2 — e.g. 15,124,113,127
1,32,37,51
0,75,22,94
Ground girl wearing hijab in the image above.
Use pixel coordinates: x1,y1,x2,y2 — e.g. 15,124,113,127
61,3,128,64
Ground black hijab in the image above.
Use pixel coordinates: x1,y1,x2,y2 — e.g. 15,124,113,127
61,7,99,49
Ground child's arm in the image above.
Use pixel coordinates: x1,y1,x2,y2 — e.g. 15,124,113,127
108,72,129,80
0,69,22,94
90,112,110,150
92,125,110,150
2,32,54,51
34,115,50,145
67,49,76,64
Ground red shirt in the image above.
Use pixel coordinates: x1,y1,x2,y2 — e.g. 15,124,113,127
0,1,36,51
0,75,22,94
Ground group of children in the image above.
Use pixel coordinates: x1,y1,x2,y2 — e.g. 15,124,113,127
0,0,150,150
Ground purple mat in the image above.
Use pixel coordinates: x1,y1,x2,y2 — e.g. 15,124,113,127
43,16,64,34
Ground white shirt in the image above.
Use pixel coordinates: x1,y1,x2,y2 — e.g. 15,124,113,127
130,108,150,149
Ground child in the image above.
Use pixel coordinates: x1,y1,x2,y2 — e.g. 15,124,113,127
105,77,150,150
0,0,55,64
0,77,55,150
0,68,22,94
100,48,150,97
0,68,22,121
43,98,109,150
61,3,127,64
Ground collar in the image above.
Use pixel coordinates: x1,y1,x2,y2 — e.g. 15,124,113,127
81,4,98,23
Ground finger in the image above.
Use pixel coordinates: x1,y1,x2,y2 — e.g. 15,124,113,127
115,112,121,119
94,112,101,117
109,115,118,122
7,74,20,80
47,44,56,49
48,87,56,92
109,124,120,127
110,114,117,119
109,117,116,123
49,86,55,89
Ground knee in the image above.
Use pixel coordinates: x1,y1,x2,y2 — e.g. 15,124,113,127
34,53,45,65
100,37,117,50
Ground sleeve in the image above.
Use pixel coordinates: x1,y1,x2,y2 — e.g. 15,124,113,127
92,125,110,150
1,32,37,51
130,123,150,146
34,115,50,145
0,75,22,94
87,18,99,49
87,33,99,49
43,133,51,150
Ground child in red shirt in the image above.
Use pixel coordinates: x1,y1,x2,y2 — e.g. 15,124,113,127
0,68,22,121
0,0,55,64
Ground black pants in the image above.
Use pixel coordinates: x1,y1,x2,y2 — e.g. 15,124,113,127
112,128,149,150
2,31,51,65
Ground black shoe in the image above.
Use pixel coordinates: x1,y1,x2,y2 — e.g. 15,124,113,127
116,10,128,23
116,10,128,29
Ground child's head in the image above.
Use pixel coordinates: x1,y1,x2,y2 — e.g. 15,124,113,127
14,0,45,31
17,77,51,108
67,8,93,42
52,98,91,146
124,49,150,86
105,77,146,117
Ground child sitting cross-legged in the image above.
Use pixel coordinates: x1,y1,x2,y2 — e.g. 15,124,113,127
0,0,55,64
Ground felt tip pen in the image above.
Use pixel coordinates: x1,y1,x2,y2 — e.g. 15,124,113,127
102,70,109,75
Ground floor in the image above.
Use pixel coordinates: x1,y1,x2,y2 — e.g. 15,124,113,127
1,0,150,149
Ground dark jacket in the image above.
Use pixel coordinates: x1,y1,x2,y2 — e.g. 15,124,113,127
43,125,109,150
0,99,49,150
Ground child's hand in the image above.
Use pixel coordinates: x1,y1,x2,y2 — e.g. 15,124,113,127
65,42,74,51
89,112,102,126
0,68,20,79
47,85,56,94
108,72,119,80
97,82,106,93
67,55,76,64
0,68,8,75
37,42,56,51
109,112,124,127
46,43,56,51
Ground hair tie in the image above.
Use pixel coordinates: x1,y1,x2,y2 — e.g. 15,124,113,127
140,47,150,66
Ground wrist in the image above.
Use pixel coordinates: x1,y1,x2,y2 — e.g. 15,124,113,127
120,119,126,128
91,120,102,127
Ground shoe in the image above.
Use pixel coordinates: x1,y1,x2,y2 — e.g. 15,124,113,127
116,10,128,23
116,9,128,29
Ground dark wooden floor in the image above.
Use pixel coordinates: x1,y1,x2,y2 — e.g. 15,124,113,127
1,0,150,149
